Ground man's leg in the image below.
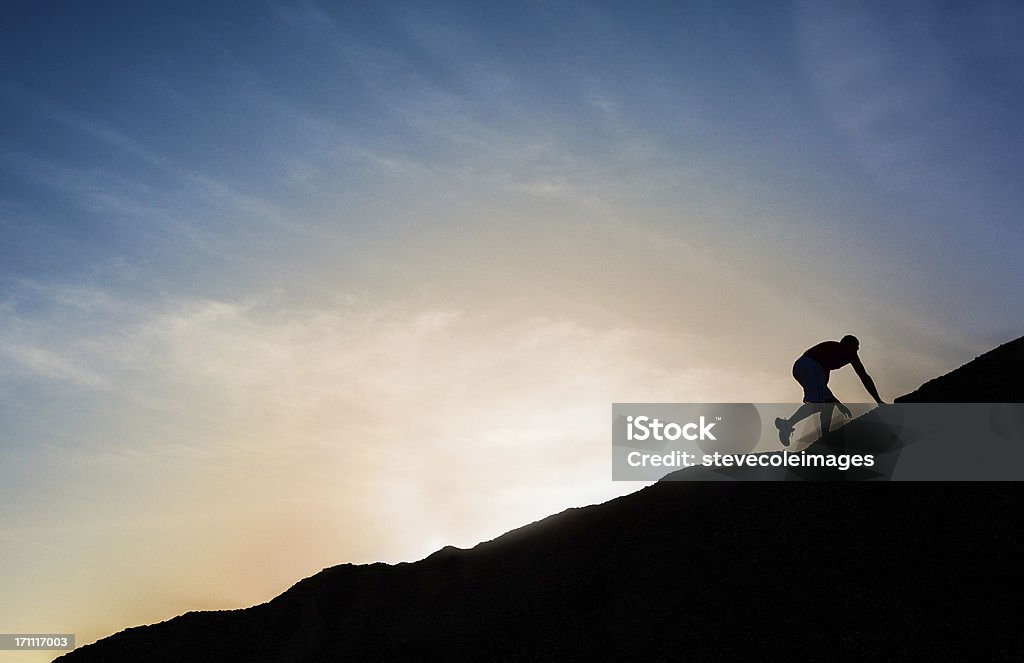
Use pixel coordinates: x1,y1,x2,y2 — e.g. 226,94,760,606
778,356,828,447
787,402,821,426
775,402,823,446
819,403,835,434
776,402,836,446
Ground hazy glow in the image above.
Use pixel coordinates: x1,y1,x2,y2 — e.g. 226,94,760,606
1,1,1022,656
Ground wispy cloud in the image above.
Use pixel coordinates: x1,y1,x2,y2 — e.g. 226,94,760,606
1,343,107,387
2,84,290,240
795,2,979,196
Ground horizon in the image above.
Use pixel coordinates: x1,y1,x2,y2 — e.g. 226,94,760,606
2,1,1023,655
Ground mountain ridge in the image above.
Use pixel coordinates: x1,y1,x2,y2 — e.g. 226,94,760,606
56,335,1024,661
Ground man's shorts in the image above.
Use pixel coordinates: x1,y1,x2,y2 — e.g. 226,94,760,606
792,355,834,403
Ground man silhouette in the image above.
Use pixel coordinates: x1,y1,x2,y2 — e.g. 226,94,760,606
774,335,885,446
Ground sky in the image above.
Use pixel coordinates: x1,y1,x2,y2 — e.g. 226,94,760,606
2,0,1023,655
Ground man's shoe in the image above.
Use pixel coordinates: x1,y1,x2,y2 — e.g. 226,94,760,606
775,417,794,447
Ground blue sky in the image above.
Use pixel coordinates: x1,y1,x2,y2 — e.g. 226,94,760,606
2,1,1023,654
3,2,1022,325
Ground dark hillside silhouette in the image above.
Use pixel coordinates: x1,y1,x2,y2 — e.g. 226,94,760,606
56,336,1024,662
896,336,1024,403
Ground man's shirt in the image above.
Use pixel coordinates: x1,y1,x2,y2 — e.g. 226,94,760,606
803,341,863,373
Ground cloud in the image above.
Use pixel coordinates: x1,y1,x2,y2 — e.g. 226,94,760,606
1,278,782,469
794,2,993,197
5,280,781,611
1,344,108,387
2,85,290,248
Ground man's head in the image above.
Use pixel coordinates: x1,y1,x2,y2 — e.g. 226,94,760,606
840,334,860,351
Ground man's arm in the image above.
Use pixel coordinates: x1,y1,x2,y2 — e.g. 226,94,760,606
851,357,884,404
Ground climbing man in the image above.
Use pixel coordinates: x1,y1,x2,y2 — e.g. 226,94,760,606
775,335,885,446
